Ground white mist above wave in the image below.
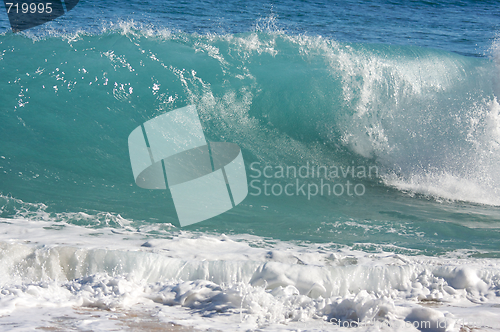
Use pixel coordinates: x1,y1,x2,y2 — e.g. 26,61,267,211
327,36,500,206
380,97,500,207
1,215,500,331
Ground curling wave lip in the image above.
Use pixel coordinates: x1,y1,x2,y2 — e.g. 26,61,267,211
128,105,248,227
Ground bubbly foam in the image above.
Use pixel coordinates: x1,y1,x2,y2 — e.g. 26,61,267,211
0,213,500,331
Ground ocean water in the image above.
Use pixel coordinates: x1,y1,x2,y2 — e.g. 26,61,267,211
1,0,500,331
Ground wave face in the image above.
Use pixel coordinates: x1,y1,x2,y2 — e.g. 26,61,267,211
1,26,500,253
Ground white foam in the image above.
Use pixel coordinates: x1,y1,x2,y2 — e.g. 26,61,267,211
0,215,500,331
382,170,500,207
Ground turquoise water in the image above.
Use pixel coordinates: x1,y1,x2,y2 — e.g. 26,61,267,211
1,0,500,256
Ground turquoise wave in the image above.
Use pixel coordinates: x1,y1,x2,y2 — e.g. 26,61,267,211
1,27,500,254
